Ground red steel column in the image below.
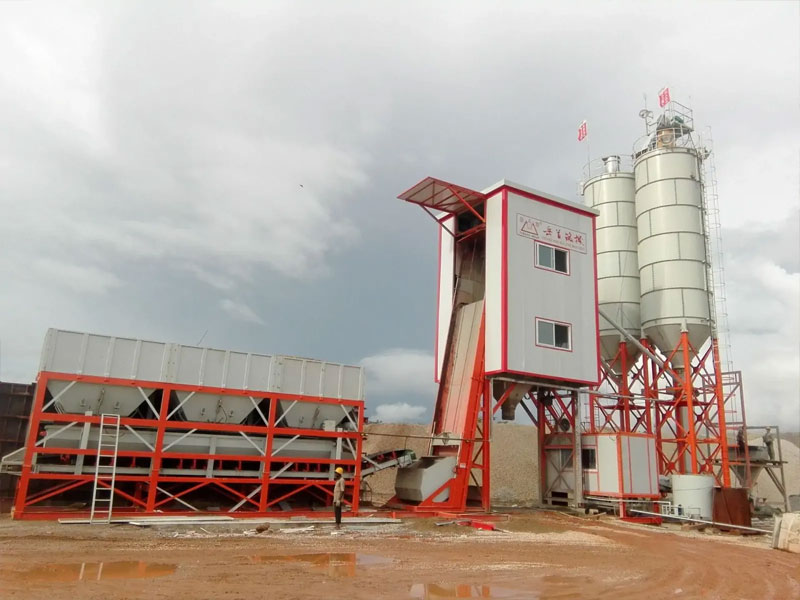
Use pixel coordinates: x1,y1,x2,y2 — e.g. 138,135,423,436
145,385,171,512
13,376,48,518
537,398,547,504
481,378,491,511
258,397,278,512
712,339,731,486
681,332,698,474
620,342,631,432
351,402,365,514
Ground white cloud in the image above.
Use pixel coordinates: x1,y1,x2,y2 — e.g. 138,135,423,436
374,402,427,423
0,4,368,299
31,258,122,295
360,348,437,397
0,1,797,437
724,214,800,430
220,299,264,325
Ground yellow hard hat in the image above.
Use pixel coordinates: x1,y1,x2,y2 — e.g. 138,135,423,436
335,467,344,474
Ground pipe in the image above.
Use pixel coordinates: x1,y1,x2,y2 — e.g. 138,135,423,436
627,508,770,534
597,307,667,371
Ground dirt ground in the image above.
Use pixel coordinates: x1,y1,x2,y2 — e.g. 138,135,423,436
0,511,797,600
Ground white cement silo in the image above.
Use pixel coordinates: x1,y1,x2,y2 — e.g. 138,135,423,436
582,156,641,368
633,128,712,366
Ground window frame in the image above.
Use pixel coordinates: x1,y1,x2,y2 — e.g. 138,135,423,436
535,317,573,352
581,447,597,470
534,241,570,276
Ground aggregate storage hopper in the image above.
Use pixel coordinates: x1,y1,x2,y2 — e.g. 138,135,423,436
2,329,378,518
38,329,364,427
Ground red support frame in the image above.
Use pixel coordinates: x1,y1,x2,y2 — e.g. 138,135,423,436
407,314,491,513
590,334,734,491
11,371,365,520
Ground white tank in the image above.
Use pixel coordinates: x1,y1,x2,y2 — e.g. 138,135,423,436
634,143,711,364
671,473,714,520
582,156,641,368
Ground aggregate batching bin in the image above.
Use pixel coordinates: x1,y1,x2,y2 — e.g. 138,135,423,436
39,329,364,428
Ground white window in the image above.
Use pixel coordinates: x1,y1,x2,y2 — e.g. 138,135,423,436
535,242,569,274
536,318,572,351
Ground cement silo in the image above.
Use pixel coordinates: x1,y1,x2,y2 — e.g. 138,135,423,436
582,156,641,370
633,110,712,367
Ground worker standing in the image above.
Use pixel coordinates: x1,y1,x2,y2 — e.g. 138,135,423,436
333,467,346,530
736,426,746,454
763,427,775,461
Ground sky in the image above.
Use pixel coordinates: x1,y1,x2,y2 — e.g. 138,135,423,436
0,1,798,431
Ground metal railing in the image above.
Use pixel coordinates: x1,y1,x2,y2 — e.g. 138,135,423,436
581,155,634,181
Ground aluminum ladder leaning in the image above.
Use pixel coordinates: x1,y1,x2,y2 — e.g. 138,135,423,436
89,413,121,524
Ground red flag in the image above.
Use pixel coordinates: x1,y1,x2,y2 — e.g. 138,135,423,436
577,120,588,142
658,87,670,108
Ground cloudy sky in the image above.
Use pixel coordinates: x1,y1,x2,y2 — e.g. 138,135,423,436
0,1,797,430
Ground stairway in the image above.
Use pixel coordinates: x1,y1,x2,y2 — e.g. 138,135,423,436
89,414,121,524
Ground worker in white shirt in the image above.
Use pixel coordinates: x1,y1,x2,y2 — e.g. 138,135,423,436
333,467,346,529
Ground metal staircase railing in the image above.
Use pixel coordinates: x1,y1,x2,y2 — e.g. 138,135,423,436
89,413,121,524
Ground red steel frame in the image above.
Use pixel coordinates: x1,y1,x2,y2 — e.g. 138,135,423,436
537,388,579,506
650,335,731,486
588,334,733,490
13,371,364,520
402,314,492,513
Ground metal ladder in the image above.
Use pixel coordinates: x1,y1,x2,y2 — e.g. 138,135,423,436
89,413,121,524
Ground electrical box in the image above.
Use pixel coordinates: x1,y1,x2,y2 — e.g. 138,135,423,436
582,433,660,498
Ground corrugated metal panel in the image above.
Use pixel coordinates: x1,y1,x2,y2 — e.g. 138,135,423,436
38,329,365,425
712,487,752,528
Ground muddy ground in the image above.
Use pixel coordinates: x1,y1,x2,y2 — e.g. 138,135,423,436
0,511,797,600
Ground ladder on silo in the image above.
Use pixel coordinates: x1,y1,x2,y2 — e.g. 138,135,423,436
699,129,733,372
89,413,121,524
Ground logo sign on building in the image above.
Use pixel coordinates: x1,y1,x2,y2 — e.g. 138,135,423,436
516,213,587,254
658,87,670,108
577,120,588,142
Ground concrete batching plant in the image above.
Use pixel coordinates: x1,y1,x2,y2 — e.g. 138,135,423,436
1,96,784,522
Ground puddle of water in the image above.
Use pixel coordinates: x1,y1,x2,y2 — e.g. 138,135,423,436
11,561,177,583
250,553,393,577
409,583,533,599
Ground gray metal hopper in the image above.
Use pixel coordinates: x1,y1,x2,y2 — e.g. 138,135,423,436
41,424,354,461
39,329,365,426
395,456,456,503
